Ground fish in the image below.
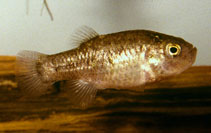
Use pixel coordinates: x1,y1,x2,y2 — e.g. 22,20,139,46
16,26,197,108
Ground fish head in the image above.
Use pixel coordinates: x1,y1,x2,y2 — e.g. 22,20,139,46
160,37,197,76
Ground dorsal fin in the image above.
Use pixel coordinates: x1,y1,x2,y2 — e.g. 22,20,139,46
71,26,99,47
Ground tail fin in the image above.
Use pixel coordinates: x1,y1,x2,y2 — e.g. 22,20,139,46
16,50,51,96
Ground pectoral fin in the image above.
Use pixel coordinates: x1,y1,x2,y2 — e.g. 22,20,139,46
61,80,98,108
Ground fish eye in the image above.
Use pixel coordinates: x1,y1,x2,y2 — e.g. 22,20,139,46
170,47,178,53
166,43,181,56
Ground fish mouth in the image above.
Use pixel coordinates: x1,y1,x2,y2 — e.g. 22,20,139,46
192,46,197,53
190,46,197,64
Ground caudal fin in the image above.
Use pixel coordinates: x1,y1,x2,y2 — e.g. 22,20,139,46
16,50,51,96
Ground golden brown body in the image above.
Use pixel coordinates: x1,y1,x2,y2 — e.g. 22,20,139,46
16,26,197,107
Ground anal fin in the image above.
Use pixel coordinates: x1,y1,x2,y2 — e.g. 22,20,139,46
60,80,98,108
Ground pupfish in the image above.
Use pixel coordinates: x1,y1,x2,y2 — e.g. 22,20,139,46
16,26,197,107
